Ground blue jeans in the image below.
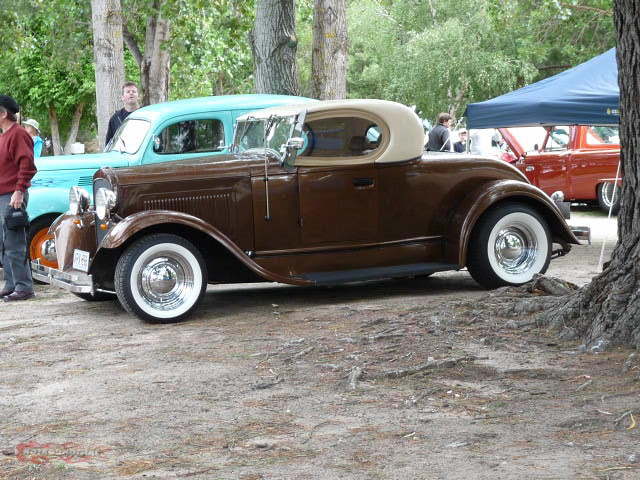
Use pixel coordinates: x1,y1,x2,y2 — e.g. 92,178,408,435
0,192,33,293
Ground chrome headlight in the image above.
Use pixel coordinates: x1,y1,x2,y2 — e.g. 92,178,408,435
68,186,90,215
95,187,117,220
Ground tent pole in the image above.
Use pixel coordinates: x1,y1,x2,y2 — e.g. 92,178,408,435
597,159,621,271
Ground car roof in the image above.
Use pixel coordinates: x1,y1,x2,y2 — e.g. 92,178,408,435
128,94,316,122
238,99,425,165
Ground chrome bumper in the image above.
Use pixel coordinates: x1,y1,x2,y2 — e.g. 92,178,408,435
571,225,591,245
31,260,94,293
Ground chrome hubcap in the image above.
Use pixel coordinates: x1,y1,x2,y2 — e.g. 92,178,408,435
138,254,194,311
40,239,57,262
494,225,537,274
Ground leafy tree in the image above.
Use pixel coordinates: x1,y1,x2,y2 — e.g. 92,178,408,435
0,1,96,154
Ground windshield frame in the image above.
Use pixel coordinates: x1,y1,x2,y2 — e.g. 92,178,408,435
105,118,151,155
232,113,301,159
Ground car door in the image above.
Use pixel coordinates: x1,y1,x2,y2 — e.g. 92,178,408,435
141,111,232,165
296,116,378,248
567,125,620,200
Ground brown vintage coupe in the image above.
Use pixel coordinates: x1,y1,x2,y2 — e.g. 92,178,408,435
33,100,580,323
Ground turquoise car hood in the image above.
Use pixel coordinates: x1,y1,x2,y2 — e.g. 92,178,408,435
35,151,126,172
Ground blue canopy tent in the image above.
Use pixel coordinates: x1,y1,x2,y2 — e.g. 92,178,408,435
465,48,619,128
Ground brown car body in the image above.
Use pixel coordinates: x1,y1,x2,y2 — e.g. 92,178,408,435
35,100,579,322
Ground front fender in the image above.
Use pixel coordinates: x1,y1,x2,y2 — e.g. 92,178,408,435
26,186,70,220
446,180,580,267
99,210,311,286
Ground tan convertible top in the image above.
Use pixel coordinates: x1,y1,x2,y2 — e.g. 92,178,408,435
237,99,425,166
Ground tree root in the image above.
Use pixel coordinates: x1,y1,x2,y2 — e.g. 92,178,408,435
366,355,476,380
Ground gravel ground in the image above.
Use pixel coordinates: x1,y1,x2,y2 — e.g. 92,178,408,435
2,209,639,480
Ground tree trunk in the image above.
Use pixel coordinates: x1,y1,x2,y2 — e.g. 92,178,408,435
312,0,347,100
90,0,125,150
47,105,63,156
123,1,170,106
63,102,85,154
249,0,299,95
540,0,640,349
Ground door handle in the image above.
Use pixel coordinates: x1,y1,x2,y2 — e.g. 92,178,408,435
525,166,535,172
352,177,374,187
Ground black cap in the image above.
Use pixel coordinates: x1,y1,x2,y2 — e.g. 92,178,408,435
0,95,20,114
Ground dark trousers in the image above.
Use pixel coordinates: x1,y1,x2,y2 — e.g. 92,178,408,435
0,192,33,293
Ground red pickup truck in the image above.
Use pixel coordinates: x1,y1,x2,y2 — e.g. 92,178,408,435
499,125,621,212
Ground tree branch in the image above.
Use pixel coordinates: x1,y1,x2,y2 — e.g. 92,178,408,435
122,23,143,67
559,3,612,15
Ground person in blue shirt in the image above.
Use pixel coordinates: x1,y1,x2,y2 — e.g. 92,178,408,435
22,119,43,157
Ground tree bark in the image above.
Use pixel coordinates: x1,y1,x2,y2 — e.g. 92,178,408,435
47,105,63,156
312,0,347,100
123,1,170,106
63,102,85,154
539,0,640,349
249,0,299,95
90,0,125,150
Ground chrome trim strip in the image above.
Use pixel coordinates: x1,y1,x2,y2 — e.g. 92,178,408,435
254,235,443,257
31,261,94,294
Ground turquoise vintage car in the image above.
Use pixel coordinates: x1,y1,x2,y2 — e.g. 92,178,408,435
28,94,313,267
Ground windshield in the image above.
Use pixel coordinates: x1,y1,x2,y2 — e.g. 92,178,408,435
233,115,297,158
105,118,151,154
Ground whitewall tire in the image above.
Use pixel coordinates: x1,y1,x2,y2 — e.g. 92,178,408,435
115,234,207,323
467,203,551,288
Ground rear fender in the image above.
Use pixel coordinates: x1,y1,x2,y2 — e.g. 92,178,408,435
445,180,579,267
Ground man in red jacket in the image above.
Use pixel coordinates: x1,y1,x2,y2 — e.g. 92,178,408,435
0,95,37,301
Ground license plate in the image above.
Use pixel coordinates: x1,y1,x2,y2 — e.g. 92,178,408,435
73,249,90,272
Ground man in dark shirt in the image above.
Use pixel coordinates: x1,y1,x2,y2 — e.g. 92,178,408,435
0,95,37,301
105,82,139,146
426,112,452,152
454,129,468,153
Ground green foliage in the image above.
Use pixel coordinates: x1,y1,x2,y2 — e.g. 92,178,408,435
0,0,616,139
0,1,96,140
296,0,615,122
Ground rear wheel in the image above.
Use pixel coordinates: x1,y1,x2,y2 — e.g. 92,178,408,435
467,203,551,288
114,234,207,323
597,182,620,214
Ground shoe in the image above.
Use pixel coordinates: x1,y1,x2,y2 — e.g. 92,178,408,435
0,288,14,297
3,291,35,302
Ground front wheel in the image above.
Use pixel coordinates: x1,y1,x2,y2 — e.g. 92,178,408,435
114,234,207,323
467,203,551,289
29,217,59,269
597,182,620,214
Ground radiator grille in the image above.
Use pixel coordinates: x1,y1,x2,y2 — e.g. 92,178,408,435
143,192,234,233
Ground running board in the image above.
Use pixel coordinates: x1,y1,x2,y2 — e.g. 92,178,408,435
299,262,458,286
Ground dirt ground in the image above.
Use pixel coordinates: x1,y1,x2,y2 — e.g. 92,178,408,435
1,208,639,480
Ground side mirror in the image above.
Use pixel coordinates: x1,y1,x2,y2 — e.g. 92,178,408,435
282,137,304,167
152,135,161,153
533,143,539,152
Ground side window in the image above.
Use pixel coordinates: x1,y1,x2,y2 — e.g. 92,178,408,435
586,126,619,145
157,119,225,155
300,116,382,157
545,126,569,151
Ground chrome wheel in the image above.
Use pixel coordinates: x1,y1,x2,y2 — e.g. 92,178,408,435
115,234,207,323
467,203,551,288
493,224,538,275
598,182,620,213
138,254,195,311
